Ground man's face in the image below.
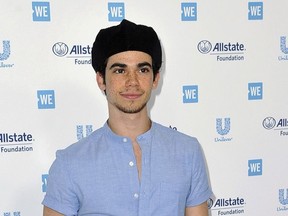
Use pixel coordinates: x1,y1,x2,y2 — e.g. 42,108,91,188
97,51,159,114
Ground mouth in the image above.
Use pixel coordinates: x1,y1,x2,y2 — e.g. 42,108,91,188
120,92,143,100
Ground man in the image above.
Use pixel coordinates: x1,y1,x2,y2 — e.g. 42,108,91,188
42,19,212,216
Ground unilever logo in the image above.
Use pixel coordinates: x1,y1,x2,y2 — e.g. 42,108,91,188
0,40,10,60
279,36,288,61
277,189,288,212
0,40,14,68
280,36,288,54
216,118,230,135
77,125,93,141
262,116,288,136
52,42,92,65
197,40,245,62
215,118,232,142
279,189,288,205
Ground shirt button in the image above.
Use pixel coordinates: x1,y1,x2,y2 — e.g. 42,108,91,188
129,161,134,166
123,138,128,142
134,193,139,199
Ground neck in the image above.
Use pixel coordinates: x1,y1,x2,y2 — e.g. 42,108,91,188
107,107,151,141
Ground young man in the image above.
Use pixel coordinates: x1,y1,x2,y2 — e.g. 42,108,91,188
42,19,212,216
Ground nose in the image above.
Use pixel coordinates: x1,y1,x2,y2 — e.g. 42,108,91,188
125,71,139,87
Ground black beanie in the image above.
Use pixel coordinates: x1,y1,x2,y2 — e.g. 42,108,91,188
92,19,162,72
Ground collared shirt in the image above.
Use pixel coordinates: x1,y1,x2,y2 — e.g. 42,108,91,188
42,122,212,216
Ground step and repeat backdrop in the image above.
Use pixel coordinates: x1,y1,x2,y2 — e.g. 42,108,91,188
1,0,288,215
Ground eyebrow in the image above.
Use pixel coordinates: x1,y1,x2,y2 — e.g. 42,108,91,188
138,62,152,69
109,63,126,70
109,62,152,70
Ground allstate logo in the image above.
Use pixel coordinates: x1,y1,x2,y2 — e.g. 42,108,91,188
216,118,230,135
262,117,276,130
207,198,214,209
197,40,212,54
210,197,245,215
0,40,10,61
52,42,69,57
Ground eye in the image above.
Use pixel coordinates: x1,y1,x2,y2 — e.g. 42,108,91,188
114,68,125,74
139,67,151,73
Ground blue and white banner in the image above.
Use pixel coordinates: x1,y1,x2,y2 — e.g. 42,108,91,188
1,0,288,215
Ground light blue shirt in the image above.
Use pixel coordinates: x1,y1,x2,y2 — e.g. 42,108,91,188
42,122,212,216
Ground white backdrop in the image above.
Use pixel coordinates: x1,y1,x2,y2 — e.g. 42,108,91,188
1,0,288,215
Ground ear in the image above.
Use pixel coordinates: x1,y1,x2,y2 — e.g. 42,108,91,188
152,72,160,89
96,72,106,91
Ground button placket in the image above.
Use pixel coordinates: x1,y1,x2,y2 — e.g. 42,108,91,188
122,136,140,203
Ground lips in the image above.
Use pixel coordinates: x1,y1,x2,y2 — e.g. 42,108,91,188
120,92,143,100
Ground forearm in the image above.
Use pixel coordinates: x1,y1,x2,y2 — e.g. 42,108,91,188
185,201,209,216
43,206,64,216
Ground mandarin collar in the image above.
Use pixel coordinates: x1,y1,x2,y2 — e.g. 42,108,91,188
103,121,155,143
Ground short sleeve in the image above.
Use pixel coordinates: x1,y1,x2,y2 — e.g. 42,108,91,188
42,150,79,215
186,142,212,207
